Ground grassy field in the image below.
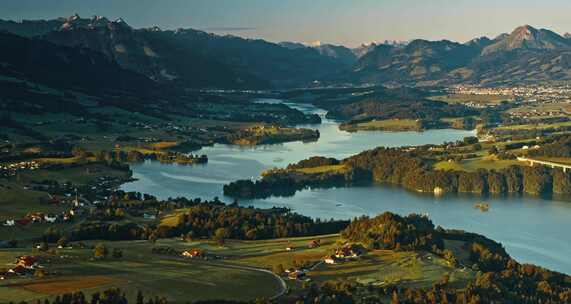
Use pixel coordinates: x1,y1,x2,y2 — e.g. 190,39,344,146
0,223,73,243
296,165,348,175
341,119,420,132
430,94,513,105
434,156,524,172
147,141,179,150
143,236,473,288
34,157,85,165
0,232,477,303
152,235,473,288
0,240,283,303
15,163,130,185
310,250,473,289
159,210,187,228
142,235,341,270
440,116,478,130
507,102,571,117
0,181,53,221
494,121,571,131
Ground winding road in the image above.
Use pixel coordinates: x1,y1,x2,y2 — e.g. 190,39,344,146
211,261,288,300
164,255,288,300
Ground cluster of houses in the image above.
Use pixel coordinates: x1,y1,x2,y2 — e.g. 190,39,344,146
0,256,42,280
3,210,75,227
521,145,541,150
450,85,571,110
323,244,366,265
123,120,211,136
508,108,567,120
4,173,132,228
286,268,308,280
451,85,571,100
181,249,206,259
0,160,40,177
283,241,366,281
463,102,498,109
286,239,321,252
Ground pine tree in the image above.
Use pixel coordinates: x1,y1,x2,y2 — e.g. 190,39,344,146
136,291,144,304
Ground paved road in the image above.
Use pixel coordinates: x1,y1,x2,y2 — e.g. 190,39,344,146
517,157,571,172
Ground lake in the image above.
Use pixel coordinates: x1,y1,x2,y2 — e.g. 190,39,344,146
122,99,571,274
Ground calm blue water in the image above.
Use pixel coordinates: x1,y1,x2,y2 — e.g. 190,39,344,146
122,100,571,274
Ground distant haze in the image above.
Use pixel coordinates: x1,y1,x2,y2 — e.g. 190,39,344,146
1,0,571,47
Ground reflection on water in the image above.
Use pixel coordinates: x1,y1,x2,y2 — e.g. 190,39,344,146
122,99,571,274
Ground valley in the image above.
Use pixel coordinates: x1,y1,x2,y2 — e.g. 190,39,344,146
1,10,571,304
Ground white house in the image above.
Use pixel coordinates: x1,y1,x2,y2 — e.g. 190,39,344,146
324,256,337,265
44,215,57,223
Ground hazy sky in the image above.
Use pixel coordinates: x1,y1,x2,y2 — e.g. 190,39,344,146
2,0,571,47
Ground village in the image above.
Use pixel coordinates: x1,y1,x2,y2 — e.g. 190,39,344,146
444,85,571,112
0,160,41,177
173,238,367,282
0,255,45,280
449,84,571,103
1,174,130,228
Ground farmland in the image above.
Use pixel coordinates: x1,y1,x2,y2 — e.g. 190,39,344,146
0,232,476,303
429,94,514,105
295,165,348,175
340,119,421,132
434,156,524,172
493,120,571,131
310,250,473,289
0,240,283,303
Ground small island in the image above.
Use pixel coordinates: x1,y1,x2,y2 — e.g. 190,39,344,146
225,125,319,145
340,118,424,132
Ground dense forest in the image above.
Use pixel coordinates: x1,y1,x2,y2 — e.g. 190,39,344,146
345,147,571,195
224,146,571,199
224,127,320,145
52,197,348,243
153,203,348,240
327,98,476,121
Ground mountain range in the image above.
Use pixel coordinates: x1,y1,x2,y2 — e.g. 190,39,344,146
2,15,571,89
0,15,349,89
351,25,571,86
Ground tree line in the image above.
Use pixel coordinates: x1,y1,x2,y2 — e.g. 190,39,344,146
224,147,571,199
154,203,349,241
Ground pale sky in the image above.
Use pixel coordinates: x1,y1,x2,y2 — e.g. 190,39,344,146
1,0,571,47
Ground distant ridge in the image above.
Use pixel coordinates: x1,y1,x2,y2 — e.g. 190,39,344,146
0,14,350,89
482,25,570,55
2,17,571,88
